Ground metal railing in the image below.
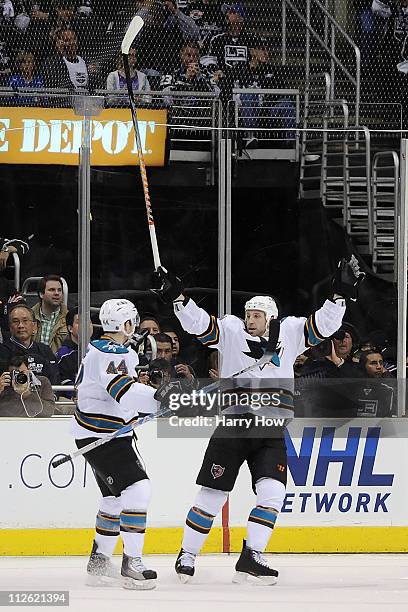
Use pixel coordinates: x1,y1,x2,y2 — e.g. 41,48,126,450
344,126,372,253
229,88,300,162
372,151,400,277
282,0,361,125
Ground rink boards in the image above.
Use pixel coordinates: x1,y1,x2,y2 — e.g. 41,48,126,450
1,417,407,555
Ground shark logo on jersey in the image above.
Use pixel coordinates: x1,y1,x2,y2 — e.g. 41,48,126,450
243,339,265,360
243,339,282,367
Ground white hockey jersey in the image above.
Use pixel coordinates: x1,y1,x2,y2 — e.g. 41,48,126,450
174,298,346,418
71,336,159,440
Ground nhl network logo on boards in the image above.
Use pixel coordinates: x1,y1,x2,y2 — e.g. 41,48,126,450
282,426,394,515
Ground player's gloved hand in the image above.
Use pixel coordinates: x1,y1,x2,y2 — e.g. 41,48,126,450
154,380,184,411
331,254,365,302
152,266,184,304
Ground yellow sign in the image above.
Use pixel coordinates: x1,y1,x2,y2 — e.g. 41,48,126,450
0,107,168,166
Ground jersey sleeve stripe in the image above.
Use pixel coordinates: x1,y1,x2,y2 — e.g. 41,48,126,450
115,379,135,403
196,315,220,346
106,375,134,400
304,313,325,347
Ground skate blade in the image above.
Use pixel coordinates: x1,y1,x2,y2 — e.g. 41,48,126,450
86,573,121,587
232,571,277,586
177,573,192,584
122,576,157,591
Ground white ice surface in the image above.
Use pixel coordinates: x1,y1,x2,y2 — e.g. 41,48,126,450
1,554,408,612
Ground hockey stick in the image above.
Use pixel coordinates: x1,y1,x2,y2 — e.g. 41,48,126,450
51,404,173,469
121,16,161,270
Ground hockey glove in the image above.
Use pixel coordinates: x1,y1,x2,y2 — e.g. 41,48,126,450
331,254,365,302
152,266,184,304
154,380,184,411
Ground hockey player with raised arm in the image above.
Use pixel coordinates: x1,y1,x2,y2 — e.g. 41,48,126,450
154,257,364,585
72,299,163,590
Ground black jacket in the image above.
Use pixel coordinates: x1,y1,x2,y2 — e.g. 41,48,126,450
0,338,60,385
56,336,78,385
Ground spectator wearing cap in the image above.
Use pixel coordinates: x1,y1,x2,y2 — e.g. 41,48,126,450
32,275,68,354
201,3,257,75
0,305,60,384
184,0,224,47
332,323,359,362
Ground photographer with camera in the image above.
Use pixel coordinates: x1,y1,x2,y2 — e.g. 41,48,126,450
0,355,55,417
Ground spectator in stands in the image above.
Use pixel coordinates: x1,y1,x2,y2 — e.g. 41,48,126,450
0,237,29,339
136,1,185,81
160,42,220,100
160,323,180,357
0,355,55,417
9,50,43,87
8,50,45,104
139,316,160,335
354,349,396,416
359,350,390,378
106,48,151,105
371,0,408,102
42,27,90,89
184,0,224,47
201,2,256,75
56,306,79,385
155,332,174,362
155,331,196,383
227,41,296,141
294,338,358,417
32,275,68,353
332,323,359,362
0,305,60,384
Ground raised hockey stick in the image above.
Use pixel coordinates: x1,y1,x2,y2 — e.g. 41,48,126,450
51,404,173,469
121,16,161,270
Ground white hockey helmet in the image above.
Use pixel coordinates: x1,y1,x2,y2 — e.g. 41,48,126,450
245,295,278,331
99,299,140,338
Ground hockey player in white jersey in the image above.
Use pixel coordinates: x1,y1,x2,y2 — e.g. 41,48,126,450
72,298,161,590
154,257,364,584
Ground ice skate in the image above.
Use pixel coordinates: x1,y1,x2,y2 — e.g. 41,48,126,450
86,541,121,586
175,548,196,583
121,552,157,590
233,540,278,586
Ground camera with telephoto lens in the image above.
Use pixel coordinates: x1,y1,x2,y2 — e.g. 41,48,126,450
12,370,29,386
310,329,346,359
149,368,164,387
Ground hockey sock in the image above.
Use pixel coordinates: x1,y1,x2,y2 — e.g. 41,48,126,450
120,510,147,558
246,506,278,552
95,510,120,557
182,506,215,555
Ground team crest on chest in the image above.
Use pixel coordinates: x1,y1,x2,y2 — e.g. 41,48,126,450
211,464,225,479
